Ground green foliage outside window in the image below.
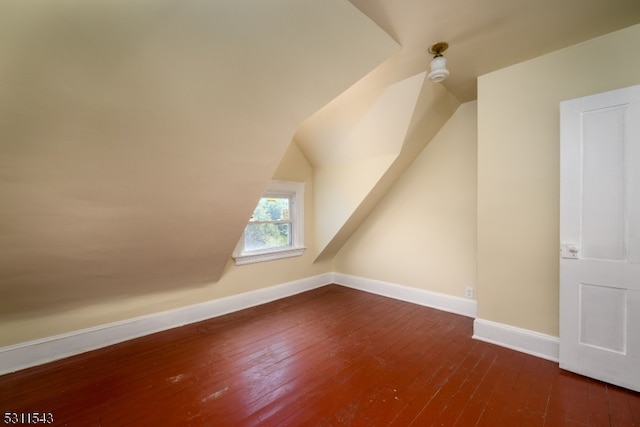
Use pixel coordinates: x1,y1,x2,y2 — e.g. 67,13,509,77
245,197,291,251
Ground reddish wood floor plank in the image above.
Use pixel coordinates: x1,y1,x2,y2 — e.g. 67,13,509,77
1,284,639,426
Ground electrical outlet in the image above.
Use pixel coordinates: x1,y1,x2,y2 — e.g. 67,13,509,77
465,287,474,299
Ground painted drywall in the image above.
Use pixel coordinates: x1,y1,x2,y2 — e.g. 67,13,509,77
312,154,397,255
0,0,397,334
333,101,477,298
0,141,333,346
307,72,427,257
299,70,460,262
477,23,640,336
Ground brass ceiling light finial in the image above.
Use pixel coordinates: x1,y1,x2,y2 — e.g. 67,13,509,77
428,42,450,82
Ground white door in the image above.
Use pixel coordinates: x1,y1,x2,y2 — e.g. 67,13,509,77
559,84,640,392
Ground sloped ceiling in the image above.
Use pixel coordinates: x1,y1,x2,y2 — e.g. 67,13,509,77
0,0,398,316
295,0,640,261
2,0,640,320
348,0,640,102
296,70,459,261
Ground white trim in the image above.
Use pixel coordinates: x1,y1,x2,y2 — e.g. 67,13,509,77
0,273,332,375
233,247,306,265
1,273,563,375
233,180,305,265
332,273,477,318
473,318,559,362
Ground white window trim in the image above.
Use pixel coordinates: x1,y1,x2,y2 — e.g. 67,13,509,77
233,180,306,265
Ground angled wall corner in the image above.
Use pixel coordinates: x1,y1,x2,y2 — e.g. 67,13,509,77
306,72,460,262
0,0,398,327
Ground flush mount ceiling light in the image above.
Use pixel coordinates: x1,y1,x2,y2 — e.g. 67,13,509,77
427,42,449,82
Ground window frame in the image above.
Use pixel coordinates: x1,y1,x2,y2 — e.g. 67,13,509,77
232,180,306,265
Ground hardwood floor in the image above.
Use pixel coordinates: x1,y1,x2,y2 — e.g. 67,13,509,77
1,285,638,426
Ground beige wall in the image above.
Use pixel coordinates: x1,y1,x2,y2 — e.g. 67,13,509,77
0,0,397,347
305,72,460,262
477,23,640,336
7,23,640,350
334,101,478,298
0,141,332,346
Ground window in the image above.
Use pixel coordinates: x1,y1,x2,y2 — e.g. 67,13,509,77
233,180,305,265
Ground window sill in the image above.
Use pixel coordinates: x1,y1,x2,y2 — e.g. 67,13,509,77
233,246,306,266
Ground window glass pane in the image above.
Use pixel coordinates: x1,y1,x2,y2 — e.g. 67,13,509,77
244,223,291,251
234,181,305,264
250,197,290,222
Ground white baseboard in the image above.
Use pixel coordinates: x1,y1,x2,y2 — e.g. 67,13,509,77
334,274,558,363
473,318,559,362
332,273,477,318
0,273,333,375
1,273,559,375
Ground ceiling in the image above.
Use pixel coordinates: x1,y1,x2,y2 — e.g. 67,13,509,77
1,0,640,328
294,0,640,261
347,0,640,103
295,0,640,169
0,0,397,319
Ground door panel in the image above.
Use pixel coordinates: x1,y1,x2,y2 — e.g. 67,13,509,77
560,84,640,392
630,102,640,263
579,283,626,353
581,106,626,260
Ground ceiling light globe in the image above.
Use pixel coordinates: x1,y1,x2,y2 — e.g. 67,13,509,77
428,56,449,82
